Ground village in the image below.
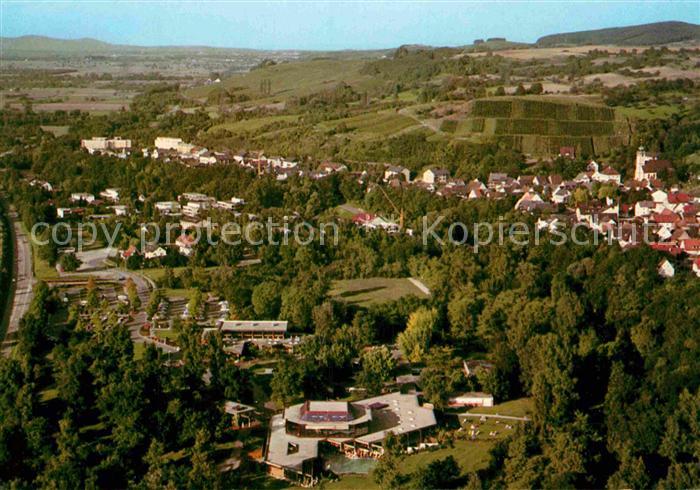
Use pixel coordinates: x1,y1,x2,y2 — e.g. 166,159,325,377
57,135,700,280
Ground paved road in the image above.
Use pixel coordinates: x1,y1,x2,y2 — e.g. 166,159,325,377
459,413,531,422
3,214,36,354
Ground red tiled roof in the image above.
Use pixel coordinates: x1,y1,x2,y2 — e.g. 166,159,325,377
650,243,682,256
352,212,375,224
643,159,671,173
668,192,692,204
651,209,680,224
682,239,700,252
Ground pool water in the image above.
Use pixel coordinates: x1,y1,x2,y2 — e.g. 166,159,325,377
324,452,377,475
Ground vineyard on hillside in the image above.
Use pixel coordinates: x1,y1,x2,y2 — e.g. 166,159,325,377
449,97,629,156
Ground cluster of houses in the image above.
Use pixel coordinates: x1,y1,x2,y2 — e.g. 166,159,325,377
377,148,698,278
81,136,356,180
27,181,131,220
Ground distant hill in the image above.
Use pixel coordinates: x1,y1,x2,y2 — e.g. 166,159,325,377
1,35,119,53
0,35,390,60
536,21,700,47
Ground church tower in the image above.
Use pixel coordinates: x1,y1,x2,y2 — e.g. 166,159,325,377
635,146,653,181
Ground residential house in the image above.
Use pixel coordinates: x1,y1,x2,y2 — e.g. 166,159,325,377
658,259,675,279
681,239,700,256
175,234,197,256
593,166,622,185
318,162,348,174
111,205,128,216
143,245,167,260
100,188,120,202
693,258,700,277
70,192,95,204
155,201,181,215
515,191,544,211
422,168,449,185
559,146,575,159
384,165,411,182
29,179,54,192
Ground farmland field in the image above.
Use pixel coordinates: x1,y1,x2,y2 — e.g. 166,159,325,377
187,58,386,101
208,114,300,134
329,277,430,306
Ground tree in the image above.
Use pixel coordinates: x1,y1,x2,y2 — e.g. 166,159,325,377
447,283,481,344
59,253,81,272
420,347,462,409
86,276,99,309
515,83,527,96
251,281,281,319
397,307,439,362
529,82,543,95
270,357,304,407
495,86,506,96
187,430,220,490
373,432,405,489
188,289,203,319
146,289,163,319
410,455,461,489
357,346,396,394
125,278,141,311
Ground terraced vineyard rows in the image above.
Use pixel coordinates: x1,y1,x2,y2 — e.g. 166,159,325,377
456,97,628,155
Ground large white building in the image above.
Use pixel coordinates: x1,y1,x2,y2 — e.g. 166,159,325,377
81,137,132,155
154,137,184,151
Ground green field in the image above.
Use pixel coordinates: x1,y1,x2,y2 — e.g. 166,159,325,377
329,277,430,307
467,397,534,418
615,104,683,120
208,114,300,134
321,111,418,138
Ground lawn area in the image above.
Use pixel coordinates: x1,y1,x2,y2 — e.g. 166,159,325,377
151,328,179,341
21,223,59,280
326,440,496,489
40,125,70,137
467,397,534,418
328,277,430,307
133,341,146,360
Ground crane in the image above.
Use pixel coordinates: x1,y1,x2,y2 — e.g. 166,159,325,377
375,183,405,231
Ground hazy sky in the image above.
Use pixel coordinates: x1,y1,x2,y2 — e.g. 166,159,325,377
2,1,698,50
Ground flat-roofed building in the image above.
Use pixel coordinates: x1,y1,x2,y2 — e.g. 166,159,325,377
265,392,436,485
218,320,288,340
155,137,184,150
81,137,132,155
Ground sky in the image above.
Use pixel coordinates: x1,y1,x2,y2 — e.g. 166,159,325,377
1,1,698,51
